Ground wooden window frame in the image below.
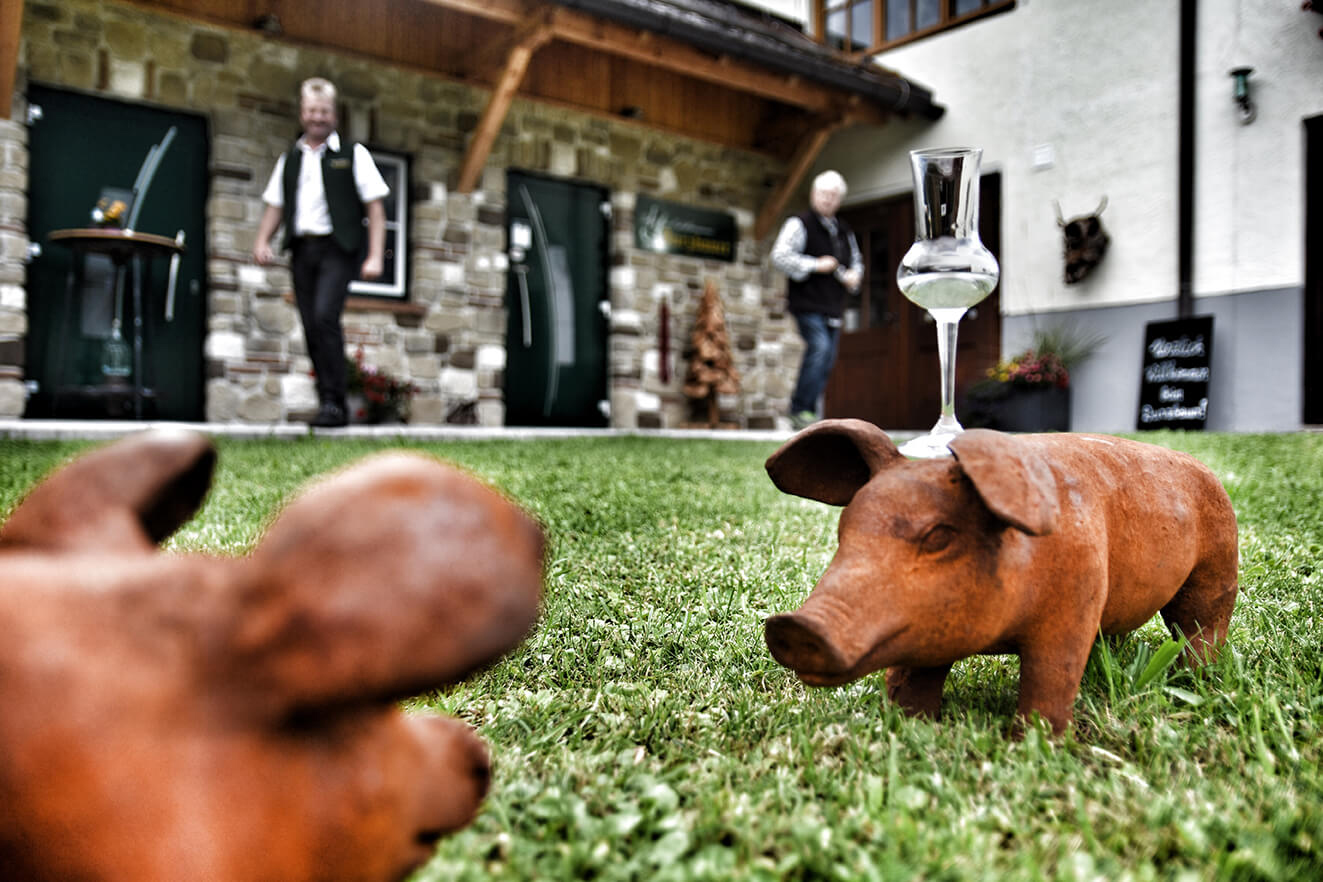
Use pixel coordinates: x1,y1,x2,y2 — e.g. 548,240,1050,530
349,148,410,300
815,0,1016,58
820,0,879,54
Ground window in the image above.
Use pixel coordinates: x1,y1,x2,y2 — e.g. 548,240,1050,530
349,149,409,299
824,0,873,52
816,0,1014,55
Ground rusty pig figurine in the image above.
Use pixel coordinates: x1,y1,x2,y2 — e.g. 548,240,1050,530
0,429,543,882
763,420,1238,733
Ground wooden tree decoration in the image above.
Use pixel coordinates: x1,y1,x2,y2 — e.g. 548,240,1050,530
683,280,740,427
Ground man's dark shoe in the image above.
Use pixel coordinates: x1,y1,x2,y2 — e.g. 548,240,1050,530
310,402,348,428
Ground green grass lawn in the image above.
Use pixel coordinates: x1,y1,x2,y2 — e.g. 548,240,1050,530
2,430,1321,880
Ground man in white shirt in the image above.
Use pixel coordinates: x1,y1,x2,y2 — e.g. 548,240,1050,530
253,77,389,427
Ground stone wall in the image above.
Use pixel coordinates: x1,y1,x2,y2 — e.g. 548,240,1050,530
0,118,30,418
13,0,801,427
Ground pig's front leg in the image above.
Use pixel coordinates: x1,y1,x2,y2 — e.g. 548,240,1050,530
884,664,952,719
1014,628,1097,734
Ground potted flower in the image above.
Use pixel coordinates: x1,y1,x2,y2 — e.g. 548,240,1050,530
344,347,416,424
964,325,1105,432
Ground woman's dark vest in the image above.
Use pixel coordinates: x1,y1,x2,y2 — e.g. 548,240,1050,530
786,211,853,318
281,140,365,254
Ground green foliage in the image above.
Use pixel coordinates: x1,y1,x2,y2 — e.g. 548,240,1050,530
1,431,1321,880
982,323,1108,391
1027,322,1109,372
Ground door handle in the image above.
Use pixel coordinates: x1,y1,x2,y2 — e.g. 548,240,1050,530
164,230,184,321
514,264,532,348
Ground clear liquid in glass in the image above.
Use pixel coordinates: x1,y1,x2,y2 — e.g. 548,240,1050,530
897,270,998,311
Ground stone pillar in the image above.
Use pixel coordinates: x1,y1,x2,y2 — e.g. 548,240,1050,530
0,119,29,417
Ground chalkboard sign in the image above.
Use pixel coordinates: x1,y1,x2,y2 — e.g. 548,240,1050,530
634,195,737,262
1136,315,1213,430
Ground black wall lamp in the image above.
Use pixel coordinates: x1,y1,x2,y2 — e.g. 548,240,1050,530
1229,66,1255,125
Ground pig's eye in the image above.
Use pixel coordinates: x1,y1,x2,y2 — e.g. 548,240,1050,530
919,524,956,554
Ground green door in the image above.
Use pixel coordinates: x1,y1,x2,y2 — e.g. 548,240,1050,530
505,171,609,427
24,85,208,420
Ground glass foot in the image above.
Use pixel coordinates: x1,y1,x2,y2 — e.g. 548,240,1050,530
898,415,963,459
899,431,957,459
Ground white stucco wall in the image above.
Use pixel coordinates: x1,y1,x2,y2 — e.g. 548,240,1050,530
802,0,1322,316
744,0,1320,430
1194,0,1323,296
740,0,808,23
815,0,1184,317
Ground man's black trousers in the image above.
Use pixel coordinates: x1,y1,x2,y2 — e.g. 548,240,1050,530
290,235,355,408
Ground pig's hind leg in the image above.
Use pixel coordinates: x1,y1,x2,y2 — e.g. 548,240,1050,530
884,664,952,719
1161,479,1238,665
1159,555,1238,666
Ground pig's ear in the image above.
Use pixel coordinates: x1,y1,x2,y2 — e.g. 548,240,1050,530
224,454,544,718
949,429,1059,535
766,418,904,505
0,428,216,552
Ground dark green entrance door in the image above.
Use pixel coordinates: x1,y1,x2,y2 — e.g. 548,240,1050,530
25,85,208,420
1306,114,1322,425
505,171,608,427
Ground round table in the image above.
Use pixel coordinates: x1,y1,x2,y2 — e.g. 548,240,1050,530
48,228,186,419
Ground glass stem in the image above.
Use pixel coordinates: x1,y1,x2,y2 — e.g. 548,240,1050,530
931,308,966,436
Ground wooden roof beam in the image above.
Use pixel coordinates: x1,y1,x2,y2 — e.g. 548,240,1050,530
549,12,861,115
754,119,848,241
467,4,558,81
0,0,22,120
419,0,890,118
421,0,527,27
456,5,556,193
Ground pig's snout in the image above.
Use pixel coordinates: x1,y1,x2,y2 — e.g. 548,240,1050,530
765,613,850,683
451,727,492,806
409,716,493,843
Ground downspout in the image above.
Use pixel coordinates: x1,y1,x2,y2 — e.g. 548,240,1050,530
1178,0,1196,318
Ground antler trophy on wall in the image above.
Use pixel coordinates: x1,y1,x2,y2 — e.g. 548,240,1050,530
1054,197,1110,284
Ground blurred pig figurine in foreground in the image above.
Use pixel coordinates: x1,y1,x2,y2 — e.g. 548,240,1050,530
0,430,543,882
763,420,1237,734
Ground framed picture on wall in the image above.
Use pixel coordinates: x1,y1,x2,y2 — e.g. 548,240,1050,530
350,148,409,299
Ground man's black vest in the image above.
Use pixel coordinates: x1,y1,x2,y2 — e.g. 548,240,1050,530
786,210,854,318
280,140,365,254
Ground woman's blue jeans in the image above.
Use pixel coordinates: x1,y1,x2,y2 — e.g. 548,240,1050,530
790,311,841,416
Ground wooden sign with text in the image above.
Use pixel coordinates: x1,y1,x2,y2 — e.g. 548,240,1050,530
634,195,737,263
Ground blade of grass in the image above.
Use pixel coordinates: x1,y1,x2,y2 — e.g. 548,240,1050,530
1131,637,1185,692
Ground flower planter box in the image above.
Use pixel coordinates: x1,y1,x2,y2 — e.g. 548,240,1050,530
345,348,414,424
990,385,1071,433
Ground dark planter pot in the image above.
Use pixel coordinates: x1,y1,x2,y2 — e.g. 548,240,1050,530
346,393,404,425
347,393,371,425
992,385,1071,433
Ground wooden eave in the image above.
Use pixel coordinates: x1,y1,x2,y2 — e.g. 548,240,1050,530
0,0,21,121
423,0,881,117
